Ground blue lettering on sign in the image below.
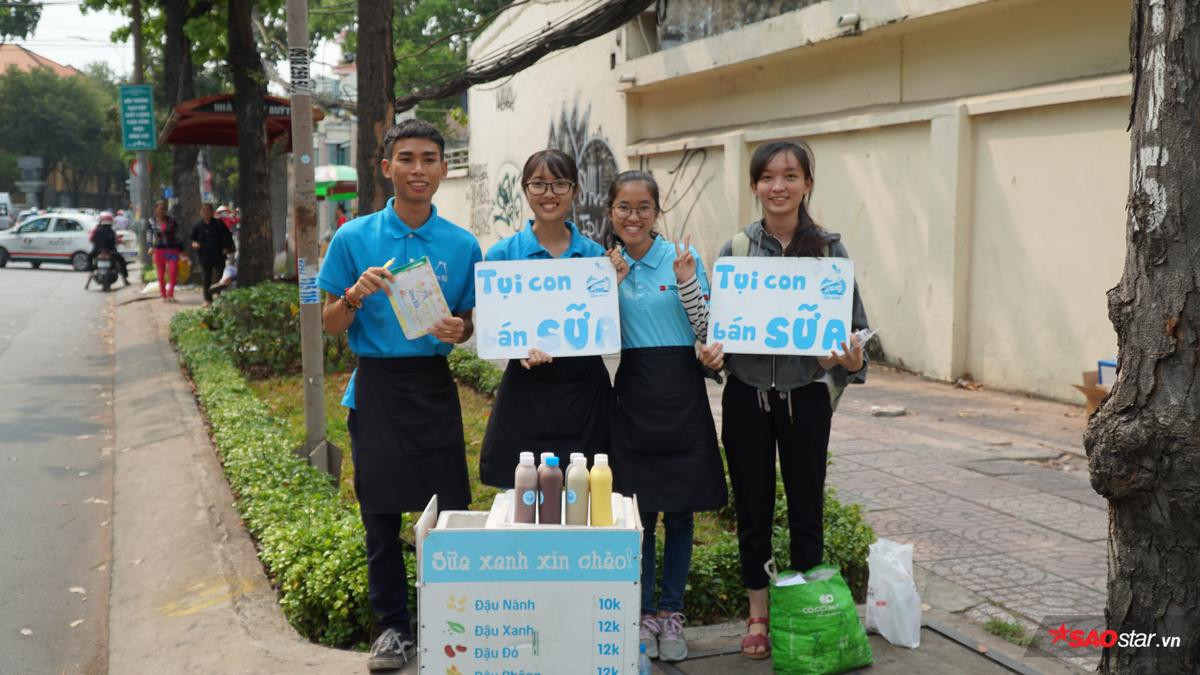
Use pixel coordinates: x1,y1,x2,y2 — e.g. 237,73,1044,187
478,268,574,297
496,322,528,348
711,316,756,343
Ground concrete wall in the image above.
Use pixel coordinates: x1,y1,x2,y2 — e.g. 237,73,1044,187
462,0,1132,402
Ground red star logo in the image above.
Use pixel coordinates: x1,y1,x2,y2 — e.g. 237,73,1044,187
1048,623,1070,644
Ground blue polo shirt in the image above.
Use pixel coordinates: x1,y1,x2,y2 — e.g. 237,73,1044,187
485,220,605,261
318,199,482,407
619,235,710,348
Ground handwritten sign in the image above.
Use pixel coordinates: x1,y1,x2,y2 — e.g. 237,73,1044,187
707,256,855,356
474,258,620,359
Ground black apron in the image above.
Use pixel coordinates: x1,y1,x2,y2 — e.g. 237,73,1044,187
350,356,471,513
479,355,612,488
611,347,727,513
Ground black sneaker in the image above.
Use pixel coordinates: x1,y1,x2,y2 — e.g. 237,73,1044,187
368,628,415,671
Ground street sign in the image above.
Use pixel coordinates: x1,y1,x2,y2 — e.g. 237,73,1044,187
119,84,156,151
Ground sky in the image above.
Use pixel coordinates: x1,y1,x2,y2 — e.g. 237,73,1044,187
12,1,343,82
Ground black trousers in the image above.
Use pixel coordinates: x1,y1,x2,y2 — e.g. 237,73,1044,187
349,409,412,636
199,260,225,302
722,377,832,590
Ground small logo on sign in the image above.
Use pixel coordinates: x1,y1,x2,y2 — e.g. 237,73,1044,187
819,594,835,605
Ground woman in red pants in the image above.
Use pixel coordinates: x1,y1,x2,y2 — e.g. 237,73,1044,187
151,200,184,301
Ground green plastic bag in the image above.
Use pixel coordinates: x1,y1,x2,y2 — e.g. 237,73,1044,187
769,562,873,674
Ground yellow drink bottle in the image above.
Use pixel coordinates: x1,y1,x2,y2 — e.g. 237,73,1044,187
589,453,613,527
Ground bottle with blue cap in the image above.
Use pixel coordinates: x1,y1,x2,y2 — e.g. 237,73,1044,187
537,455,563,525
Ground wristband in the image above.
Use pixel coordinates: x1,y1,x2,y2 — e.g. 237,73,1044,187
343,286,362,310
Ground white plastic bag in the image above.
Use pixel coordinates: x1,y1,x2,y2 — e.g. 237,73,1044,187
865,538,922,648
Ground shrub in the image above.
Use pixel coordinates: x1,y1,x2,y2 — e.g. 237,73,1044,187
170,310,375,647
142,265,157,284
203,283,356,377
447,347,503,396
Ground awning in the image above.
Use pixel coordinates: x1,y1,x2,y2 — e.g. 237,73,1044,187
315,164,357,201
157,94,325,150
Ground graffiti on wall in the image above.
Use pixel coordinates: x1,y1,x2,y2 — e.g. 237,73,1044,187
639,146,716,240
468,163,491,236
548,103,619,245
491,162,524,237
496,84,516,111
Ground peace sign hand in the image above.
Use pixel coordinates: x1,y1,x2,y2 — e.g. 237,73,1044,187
816,333,864,373
607,247,629,284
673,234,696,284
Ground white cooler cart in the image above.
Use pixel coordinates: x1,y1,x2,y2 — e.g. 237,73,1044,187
415,493,642,673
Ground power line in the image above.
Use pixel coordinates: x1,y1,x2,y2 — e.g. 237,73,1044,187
394,0,657,112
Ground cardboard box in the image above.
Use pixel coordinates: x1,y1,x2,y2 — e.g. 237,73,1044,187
414,494,642,673
1073,370,1111,415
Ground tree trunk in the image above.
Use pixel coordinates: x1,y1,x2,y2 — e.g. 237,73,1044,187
227,0,272,286
356,0,395,214
164,0,200,281
1085,2,1200,673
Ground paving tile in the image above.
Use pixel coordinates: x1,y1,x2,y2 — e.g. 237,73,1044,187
891,445,992,463
941,516,1085,553
827,468,913,496
1057,487,1108,510
845,483,955,511
1000,470,1092,492
827,438,892,454
983,493,1108,541
925,476,1040,504
862,509,940,536
985,577,1107,622
893,497,1004,531
957,459,1049,476
826,455,867,475
883,463,981,483
889,528,1001,561
924,552,1058,594
830,489,881,512
1008,541,1108,585
848,449,929,469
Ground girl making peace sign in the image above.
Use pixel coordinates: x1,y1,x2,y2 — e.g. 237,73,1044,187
606,170,727,664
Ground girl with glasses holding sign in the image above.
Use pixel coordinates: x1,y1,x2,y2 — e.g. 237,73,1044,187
605,170,727,664
477,149,612,490
698,141,871,660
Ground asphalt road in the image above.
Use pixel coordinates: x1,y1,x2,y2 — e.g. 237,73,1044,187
0,261,117,673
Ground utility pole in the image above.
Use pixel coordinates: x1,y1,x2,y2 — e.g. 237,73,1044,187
286,0,339,479
132,0,151,267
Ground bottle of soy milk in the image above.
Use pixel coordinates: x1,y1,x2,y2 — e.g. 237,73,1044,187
513,452,537,524
589,454,613,527
565,454,590,525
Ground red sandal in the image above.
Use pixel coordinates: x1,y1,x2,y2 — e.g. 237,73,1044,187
741,616,770,660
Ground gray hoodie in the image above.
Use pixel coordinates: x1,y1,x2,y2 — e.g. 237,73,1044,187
716,220,870,408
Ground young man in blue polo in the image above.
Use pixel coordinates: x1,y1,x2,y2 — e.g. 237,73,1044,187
318,118,482,670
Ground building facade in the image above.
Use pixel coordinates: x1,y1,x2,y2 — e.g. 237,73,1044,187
438,0,1132,402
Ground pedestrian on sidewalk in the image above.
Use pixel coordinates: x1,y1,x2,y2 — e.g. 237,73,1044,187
698,140,870,660
151,200,184,302
605,170,727,664
190,203,236,307
477,149,611,488
317,119,481,672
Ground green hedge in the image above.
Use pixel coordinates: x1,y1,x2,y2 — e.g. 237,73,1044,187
204,283,356,377
170,310,377,647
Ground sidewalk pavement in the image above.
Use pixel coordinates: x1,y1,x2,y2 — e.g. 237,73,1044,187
111,284,1097,673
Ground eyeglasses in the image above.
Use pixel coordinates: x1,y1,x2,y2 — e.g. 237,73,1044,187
612,204,657,219
525,180,575,195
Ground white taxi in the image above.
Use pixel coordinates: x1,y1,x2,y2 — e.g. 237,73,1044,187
0,210,101,270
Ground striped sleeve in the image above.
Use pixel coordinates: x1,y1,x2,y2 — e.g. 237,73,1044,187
677,274,709,343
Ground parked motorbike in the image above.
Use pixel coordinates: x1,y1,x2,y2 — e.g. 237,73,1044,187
91,249,118,292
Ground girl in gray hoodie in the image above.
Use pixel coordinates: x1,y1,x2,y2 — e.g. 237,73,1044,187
698,140,870,660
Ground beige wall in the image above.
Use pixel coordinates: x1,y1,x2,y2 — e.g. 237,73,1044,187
463,0,1132,402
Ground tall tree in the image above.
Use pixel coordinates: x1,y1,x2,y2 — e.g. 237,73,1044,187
0,0,41,43
1085,1,1200,673
356,0,395,213
227,0,271,286
163,0,205,263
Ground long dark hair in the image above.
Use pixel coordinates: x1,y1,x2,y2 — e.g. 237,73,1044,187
605,169,661,249
749,140,826,257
